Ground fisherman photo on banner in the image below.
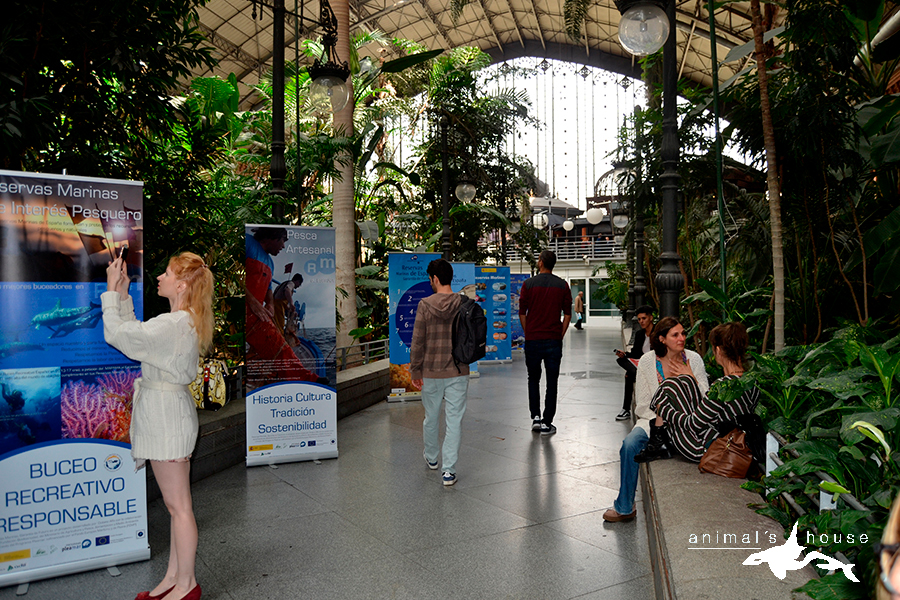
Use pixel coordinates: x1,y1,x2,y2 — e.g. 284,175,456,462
243,225,337,466
0,170,149,586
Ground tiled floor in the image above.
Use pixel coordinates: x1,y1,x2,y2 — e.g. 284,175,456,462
2,320,654,600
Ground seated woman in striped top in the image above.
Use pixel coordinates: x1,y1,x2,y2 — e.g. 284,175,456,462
640,322,759,463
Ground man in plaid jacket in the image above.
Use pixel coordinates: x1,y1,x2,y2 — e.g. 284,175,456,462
411,259,469,486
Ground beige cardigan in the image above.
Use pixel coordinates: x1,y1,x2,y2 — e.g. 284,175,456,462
101,292,199,462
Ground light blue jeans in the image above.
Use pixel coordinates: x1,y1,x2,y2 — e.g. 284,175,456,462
422,375,469,475
613,427,649,515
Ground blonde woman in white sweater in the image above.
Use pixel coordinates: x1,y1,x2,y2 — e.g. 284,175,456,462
103,252,213,600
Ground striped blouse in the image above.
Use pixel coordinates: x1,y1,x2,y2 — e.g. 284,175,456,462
649,374,760,462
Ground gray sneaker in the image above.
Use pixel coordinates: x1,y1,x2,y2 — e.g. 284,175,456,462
532,417,542,431
616,410,631,421
540,423,557,436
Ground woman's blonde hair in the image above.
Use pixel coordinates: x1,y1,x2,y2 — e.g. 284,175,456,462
169,252,214,356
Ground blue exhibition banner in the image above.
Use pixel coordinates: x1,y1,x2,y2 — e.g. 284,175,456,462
244,225,337,466
388,252,439,398
0,170,149,586
477,266,512,362
510,273,528,350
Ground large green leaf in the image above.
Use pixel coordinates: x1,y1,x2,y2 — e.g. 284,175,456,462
869,118,900,166
839,409,899,444
843,0,884,44
808,367,876,400
794,572,866,599
856,95,900,137
371,161,420,186
381,49,444,73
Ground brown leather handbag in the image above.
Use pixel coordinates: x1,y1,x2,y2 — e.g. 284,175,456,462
698,429,754,478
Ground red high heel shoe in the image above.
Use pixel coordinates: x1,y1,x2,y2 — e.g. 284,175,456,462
135,586,174,600
179,585,201,600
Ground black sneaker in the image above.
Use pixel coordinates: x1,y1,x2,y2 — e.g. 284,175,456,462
532,417,542,431
540,423,557,436
616,410,631,421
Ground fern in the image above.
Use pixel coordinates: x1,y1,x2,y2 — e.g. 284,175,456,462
564,0,592,40
450,0,473,21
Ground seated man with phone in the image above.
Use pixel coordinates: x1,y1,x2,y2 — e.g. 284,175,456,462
613,305,654,421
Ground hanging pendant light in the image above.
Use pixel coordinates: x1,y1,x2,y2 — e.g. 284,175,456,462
614,0,670,56
307,0,351,112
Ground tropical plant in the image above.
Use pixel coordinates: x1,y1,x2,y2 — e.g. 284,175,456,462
723,326,900,598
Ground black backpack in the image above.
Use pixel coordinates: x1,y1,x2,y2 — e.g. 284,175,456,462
452,296,487,371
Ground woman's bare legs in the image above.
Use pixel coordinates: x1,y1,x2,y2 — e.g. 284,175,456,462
150,459,198,600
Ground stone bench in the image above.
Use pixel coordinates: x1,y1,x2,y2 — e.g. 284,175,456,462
641,456,816,599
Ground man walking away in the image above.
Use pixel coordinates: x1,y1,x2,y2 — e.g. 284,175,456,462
411,259,469,486
613,305,654,421
519,250,572,436
573,291,585,330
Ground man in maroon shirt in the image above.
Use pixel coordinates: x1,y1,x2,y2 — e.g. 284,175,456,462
519,250,571,435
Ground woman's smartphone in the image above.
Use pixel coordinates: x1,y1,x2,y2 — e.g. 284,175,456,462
118,245,129,262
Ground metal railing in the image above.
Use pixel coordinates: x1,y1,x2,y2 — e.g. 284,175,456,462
766,431,872,519
336,338,389,371
765,431,870,570
483,239,626,263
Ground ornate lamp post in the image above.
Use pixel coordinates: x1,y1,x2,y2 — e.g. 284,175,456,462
614,0,683,318
265,0,350,223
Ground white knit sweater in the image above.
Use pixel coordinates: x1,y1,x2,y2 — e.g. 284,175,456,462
101,292,199,461
633,349,709,434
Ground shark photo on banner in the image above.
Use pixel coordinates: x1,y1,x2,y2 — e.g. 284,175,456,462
0,170,149,587
244,225,337,466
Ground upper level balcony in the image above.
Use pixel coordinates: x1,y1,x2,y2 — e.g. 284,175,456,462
480,238,626,265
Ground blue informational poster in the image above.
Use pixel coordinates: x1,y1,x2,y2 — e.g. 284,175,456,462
388,253,440,399
0,170,149,586
510,273,529,351
244,225,337,466
477,266,512,362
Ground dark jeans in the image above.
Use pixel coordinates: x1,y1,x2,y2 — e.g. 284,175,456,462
525,339,563,426
616,356,638,411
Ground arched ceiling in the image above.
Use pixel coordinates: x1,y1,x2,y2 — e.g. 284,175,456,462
192,0,781,109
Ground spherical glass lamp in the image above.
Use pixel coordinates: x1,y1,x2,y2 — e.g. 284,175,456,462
455,182,476,203
532,213,549,229
562,220,575,231
310,73,351,112
613,214,630,229
507,218,521,234
614,234,626,246
618,3,669,57
585,208,604,225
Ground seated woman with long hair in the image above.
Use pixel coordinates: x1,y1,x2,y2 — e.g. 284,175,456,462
603,316,709,522
647,322,759,462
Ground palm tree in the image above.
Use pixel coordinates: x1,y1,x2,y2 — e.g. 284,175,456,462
749,0,785,352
